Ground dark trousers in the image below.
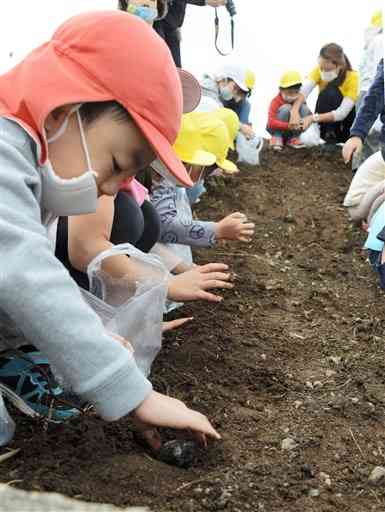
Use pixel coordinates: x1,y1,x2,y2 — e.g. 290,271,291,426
55,192,161,291
316,85,356,143
153,21,181,68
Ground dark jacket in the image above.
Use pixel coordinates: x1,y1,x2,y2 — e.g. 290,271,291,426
161,0,206,30
350,59,385,157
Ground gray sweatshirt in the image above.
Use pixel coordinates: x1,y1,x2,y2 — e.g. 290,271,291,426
151,178,217,248
0,118,151,420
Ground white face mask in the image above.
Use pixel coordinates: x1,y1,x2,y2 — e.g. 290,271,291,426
42,108,98,216
320,69,339,82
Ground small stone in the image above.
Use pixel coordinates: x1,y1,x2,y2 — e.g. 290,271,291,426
281,437,297,451
319,472,332,487
313,381,323,388
306,381,314,389
261,354,267,360
351,397,359,404
294,400,303,409
308,488,320,497
369,466,385,485
301,464,315,479
325,369,337,378
159,440,197,469
329,356,342,365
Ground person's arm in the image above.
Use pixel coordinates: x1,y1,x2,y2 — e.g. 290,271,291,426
351,60,384,141
289,77,318,130
267,96,290,132
68,195,143,280
0,135,151,421
342,61,384,163
151,180,217,248
68,195,232,302
238,99,252,125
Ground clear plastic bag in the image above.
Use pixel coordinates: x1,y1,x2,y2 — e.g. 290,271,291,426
0,392,15,446
82,244,168,376
236,133,264,166
299,123,322,147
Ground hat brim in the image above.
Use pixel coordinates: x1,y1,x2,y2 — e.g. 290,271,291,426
179,149,217,167
130,111,193,187
217,159,238,174
178,69,201,114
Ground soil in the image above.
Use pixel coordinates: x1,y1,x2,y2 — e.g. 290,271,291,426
1,146,385,511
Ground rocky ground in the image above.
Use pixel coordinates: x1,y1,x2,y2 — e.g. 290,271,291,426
1,146,385,511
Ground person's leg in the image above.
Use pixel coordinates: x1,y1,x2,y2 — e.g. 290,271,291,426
315,86,344,142
164,27,182,68
276,104,305,148
299,103,312,117
340,106,356,143
135,200,161,253
276,104,295,142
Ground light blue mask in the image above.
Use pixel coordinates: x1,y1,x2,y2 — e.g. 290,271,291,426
127,5,158,24
219,84,234,102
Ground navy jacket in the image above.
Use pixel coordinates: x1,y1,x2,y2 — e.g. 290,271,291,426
350,59,385,157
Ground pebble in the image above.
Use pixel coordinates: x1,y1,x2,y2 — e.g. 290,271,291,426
319,472,332,487
325,369,337,378
368,466,385,485
294,400,303,409
281,437,297,451
301,464,315,479
159,440,197,469
329,356,342,365
313,381,323,388
308,488,320,497
305,381,314,389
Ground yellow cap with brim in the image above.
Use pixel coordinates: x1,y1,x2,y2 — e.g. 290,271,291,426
185,112,239,175
371,9,383,28
217,158,239,174
213,108,240,150
173,115,217,166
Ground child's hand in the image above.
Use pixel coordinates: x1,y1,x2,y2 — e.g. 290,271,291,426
342,137,363,164
133,390,221,443
289,110,301,130
301,115,314,131
240,123,255,140
167,263,234,302
162,317,193,333
216,212,255,242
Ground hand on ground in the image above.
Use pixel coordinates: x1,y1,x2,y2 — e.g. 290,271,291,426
216,212,255,242
168,263,234,303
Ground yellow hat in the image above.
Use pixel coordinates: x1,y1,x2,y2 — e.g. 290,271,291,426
279,70,303,89
186,112,238,174
371,9,383,28
245,69,256,91
212,108,240,150
173,115,217,167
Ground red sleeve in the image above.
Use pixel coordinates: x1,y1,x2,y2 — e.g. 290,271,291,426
267,95,290,132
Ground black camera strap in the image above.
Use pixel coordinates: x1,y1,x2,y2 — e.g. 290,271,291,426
214,7,235,57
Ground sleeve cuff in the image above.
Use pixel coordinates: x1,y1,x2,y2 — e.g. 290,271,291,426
82,360,152,421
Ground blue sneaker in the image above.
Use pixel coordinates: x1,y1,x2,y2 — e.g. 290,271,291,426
0,347,82,423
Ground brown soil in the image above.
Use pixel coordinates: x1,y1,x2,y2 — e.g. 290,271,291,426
2,146,385,511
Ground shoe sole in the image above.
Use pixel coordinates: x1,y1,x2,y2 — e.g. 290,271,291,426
0,382,40,419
